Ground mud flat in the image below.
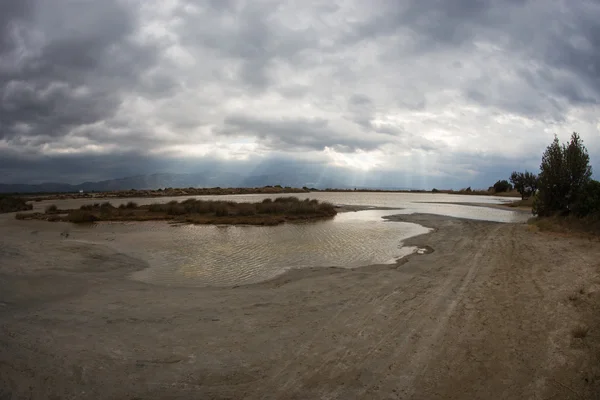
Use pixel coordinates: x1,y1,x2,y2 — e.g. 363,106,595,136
1,212,600,399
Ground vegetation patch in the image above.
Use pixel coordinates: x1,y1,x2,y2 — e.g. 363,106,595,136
0,195,33,213
572,325,589,339
14,197,337,226
528,215,600,237
507,197,534,208
522,133,600,236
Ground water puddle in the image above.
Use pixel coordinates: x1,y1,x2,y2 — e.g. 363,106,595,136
76,210,429,287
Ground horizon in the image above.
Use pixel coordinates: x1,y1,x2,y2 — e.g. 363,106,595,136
0,170,519,193
1,1,599,188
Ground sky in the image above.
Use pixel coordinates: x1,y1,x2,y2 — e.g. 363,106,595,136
1,0,599,189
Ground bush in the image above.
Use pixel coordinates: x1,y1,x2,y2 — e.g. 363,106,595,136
236,203,256,216
68,210,98,223
493,180,512,193
166,203,186,215
274,196,300,203
148,203,166,212
125,201,138,209
45,204,58,214
317,202,336,215
0,195,33,213
214,203,229,217
573,180,600,217
257,201,284,214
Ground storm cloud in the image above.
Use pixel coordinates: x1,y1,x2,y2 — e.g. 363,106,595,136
1,0,599,188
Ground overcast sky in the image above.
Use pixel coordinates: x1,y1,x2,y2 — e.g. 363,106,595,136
1,0,599,188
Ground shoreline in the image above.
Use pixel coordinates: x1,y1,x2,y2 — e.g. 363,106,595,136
13,189,522,203
1,212,599,399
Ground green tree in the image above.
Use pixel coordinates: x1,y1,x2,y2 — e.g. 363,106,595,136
493,180,512,193
510,171,538,199
564,132,592,207
523,171,538,198
534,133,592,216
573,180,600,217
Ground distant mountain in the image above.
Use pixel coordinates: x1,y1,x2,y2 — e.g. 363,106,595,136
0,173,202,193
0,169,416,194
0,172,348,193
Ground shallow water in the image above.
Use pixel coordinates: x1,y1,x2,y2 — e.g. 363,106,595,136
44,192,528,287
73,210,427,287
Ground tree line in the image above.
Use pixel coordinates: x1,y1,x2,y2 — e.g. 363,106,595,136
508,132,600,217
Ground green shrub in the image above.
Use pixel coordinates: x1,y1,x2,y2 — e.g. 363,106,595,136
493,180,512,193
573,180,600,217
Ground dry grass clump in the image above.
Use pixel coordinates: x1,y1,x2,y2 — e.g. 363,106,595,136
529,215,600,237
572,324,590,339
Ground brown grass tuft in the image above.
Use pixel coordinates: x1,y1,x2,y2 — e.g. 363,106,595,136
68,210,98,224
572,325,589,338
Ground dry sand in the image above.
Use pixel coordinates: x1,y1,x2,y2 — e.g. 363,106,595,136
1,211,600,399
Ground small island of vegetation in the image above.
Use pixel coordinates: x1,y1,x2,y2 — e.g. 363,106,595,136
16,197,337,226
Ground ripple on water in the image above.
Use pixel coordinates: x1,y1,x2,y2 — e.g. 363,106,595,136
59,192,527,287
81,210,429,287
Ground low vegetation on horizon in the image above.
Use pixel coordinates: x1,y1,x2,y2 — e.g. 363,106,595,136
23,185,311,201
16,197,337,226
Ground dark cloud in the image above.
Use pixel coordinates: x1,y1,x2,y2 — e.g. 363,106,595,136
347,0,600,114
177,0,320,90
217,113,387,152
1,0,599,187
0,0,163,144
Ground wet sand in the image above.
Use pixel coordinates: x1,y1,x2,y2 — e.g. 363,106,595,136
1,212,600,399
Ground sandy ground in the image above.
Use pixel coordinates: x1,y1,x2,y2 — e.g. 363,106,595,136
1,212,600,399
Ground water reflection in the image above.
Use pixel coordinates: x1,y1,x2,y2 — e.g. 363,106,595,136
80,210,428,287
45,192,529,287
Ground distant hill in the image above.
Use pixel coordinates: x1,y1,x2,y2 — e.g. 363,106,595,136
0,173,228,193
0,169,419,194
0,172,350,193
